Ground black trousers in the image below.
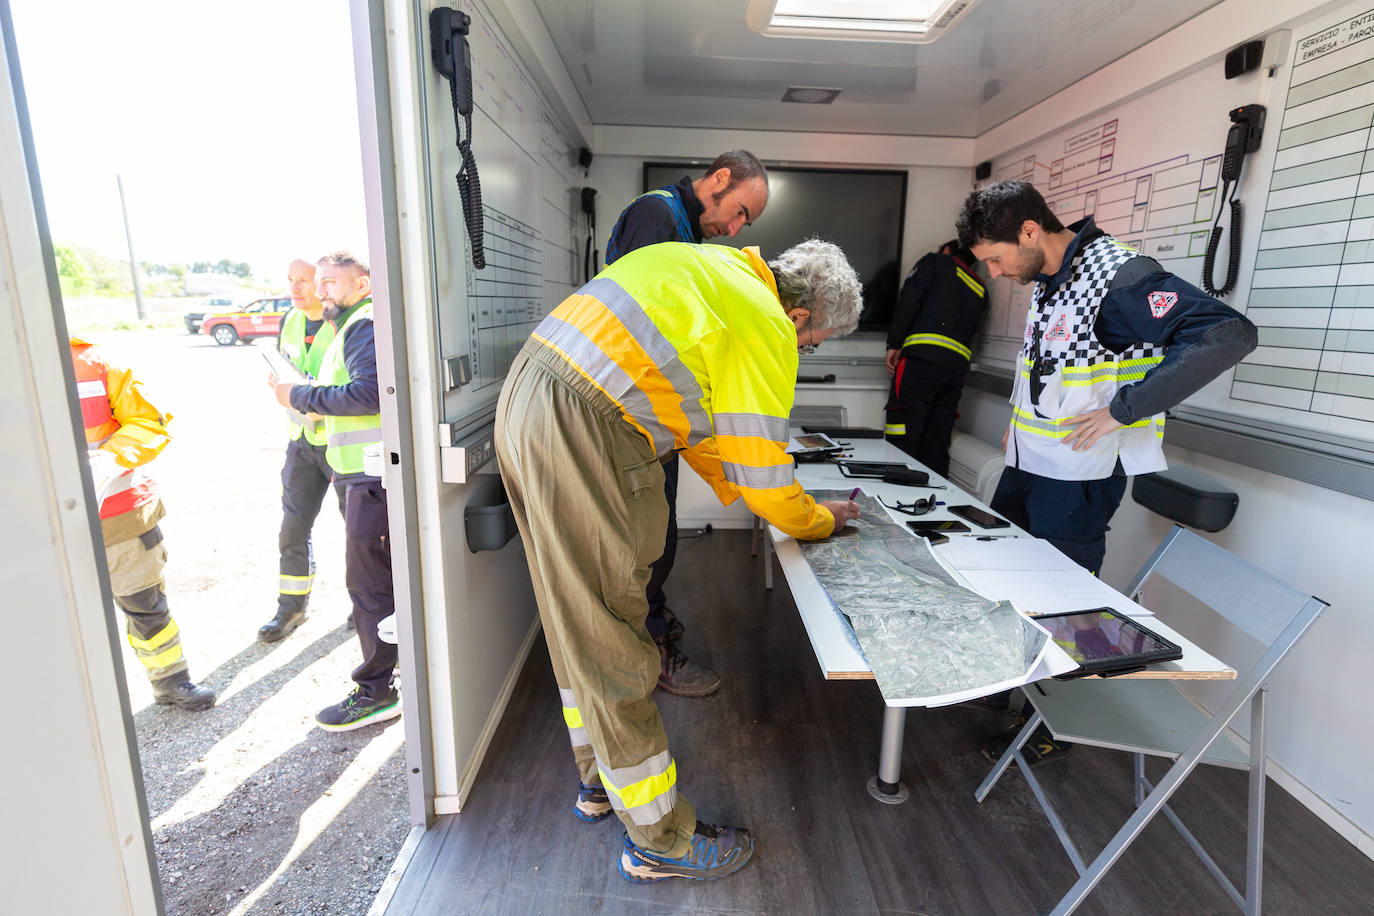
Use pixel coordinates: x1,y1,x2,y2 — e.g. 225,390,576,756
885,357,967,477
278,437,344,616
343,478,397,700
643,454,678,642
990,465,1128,576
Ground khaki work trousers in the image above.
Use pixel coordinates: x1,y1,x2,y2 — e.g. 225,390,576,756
105,512,189,686
495,345,696,857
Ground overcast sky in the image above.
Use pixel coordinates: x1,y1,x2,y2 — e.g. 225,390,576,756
11,0,369,285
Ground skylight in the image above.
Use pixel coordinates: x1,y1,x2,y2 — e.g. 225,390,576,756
746,0,982,43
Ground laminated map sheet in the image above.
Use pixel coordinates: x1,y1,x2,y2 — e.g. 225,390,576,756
799,492,1072,706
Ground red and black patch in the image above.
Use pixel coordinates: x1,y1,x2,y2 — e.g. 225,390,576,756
1147,290,1178,318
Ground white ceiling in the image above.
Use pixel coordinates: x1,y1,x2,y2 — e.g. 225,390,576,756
531,0,1225,137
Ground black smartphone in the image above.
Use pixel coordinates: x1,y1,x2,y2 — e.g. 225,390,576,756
913,529,949,545
948,505,1010,529
906,519,970,534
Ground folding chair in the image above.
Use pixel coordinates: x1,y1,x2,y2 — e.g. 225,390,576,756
975,525,1329,915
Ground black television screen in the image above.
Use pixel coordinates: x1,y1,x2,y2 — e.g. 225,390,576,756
642,163,906,331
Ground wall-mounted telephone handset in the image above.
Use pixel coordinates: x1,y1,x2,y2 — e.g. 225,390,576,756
581,184,598,283
1221,104,1265,180
1203,104,1265,297
430,7,485,269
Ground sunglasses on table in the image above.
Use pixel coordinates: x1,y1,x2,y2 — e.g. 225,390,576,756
878,495,938,516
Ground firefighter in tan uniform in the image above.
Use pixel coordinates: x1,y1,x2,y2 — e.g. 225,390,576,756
72,337,216,711
495,239,862,884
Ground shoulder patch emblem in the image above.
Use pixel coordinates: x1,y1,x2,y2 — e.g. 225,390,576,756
1046,313,1070,341
1148,290,1178,318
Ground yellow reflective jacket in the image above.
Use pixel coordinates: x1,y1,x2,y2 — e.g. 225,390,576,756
70,336,172,469
70,336,171,542
530,242,834,540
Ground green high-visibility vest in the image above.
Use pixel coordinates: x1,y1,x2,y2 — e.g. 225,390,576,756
279,308,336,445
316,300,383,475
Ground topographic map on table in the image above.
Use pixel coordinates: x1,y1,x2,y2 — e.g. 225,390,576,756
800,492,1054,706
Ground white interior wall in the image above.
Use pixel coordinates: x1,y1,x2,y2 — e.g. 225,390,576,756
954,0,1374,852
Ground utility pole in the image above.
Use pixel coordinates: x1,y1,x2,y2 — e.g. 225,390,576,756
116,174,146,320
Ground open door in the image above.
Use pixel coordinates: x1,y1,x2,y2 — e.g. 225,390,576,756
0,0,163,910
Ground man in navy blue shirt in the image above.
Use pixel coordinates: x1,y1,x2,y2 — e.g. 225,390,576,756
602,150,769,699
271,253,399,732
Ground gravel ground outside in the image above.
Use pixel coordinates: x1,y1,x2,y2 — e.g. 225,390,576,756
78,321,410,916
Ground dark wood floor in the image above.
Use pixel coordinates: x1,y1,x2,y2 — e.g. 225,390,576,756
385,531,1374,915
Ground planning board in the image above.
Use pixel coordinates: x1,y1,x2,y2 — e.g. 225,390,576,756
980,0,1374,446
1239,5,1374,432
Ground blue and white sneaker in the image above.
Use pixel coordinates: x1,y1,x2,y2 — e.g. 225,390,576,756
617,821,754,883
574,782,612,822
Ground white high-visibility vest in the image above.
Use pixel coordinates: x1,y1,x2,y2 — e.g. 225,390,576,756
1007,234,1167,481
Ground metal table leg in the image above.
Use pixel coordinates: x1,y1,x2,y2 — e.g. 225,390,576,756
762,521,773,590
866,704,909,804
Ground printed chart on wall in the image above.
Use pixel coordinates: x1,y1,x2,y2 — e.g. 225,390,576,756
1243,3,1374,439
429,0,581,429
982,0,1374,444
981,102,1237,371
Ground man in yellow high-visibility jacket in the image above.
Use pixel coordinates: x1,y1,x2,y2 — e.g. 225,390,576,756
495,238,863,885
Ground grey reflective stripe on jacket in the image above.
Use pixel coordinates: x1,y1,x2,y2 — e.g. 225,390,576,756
328,426,383,448
714,412,789,442
580,278,713,443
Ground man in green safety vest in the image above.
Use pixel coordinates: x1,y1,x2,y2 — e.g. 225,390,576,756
259,258,342,643
271,252,399,731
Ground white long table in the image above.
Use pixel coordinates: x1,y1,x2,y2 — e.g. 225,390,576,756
762,434,1235,803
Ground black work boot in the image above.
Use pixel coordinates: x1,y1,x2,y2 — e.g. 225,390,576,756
153,677,217,711
657,640,721,698
660,606,685,643
258,607,306,644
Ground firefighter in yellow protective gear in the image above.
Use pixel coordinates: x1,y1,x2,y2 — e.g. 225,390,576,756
71,337,216,711
495,239,862,884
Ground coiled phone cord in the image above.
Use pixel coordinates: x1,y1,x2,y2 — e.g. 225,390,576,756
1202,179,1241,297
450,76,485,270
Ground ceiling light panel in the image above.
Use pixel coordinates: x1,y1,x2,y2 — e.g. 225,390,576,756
747,0,983,43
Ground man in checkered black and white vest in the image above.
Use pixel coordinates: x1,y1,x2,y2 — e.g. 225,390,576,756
956,181,1257,576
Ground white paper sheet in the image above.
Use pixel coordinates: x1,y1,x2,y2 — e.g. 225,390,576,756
957,567,1154,618
936,537,1081,572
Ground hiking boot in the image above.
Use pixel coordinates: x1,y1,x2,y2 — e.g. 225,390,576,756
980,719,1072,766
258,607,306,644
618,821,754,884
661,606,685,643
657,640,721,697
316,687,401,732
574,782,613,823
153,678,217,712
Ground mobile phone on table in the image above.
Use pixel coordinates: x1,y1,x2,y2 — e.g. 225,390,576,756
948,505,1010,529
906,519,970,534
912,529,949,545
